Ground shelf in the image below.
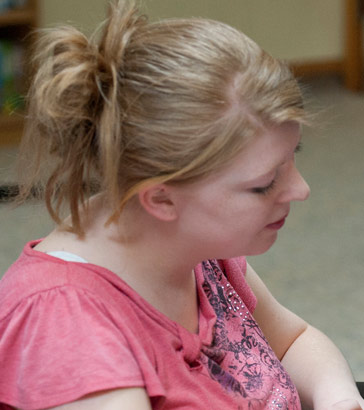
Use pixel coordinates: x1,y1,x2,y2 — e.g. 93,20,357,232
0,1,37,146
0,113,24,146
0,8,36,27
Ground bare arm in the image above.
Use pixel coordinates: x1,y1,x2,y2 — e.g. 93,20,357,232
44,388,152,410
245,263,363,410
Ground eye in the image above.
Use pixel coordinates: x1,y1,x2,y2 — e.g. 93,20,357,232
251,179,276,195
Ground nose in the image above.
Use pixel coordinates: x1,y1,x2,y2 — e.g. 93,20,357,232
278,164,310,203
294,173,310,202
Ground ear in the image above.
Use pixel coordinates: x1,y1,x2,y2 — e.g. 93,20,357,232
138,184,178,221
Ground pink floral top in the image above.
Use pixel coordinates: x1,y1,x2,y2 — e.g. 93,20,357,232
200,259,301,409
0,240,301,409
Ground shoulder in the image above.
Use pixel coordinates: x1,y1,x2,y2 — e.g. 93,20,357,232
0,239,131,320
0,240,67,317
0,245,161,409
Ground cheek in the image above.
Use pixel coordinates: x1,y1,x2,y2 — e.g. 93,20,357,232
216,203,269,244
179,191,273,238
232,199,271,225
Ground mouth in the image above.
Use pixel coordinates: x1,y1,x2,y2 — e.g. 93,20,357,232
266,215,288,230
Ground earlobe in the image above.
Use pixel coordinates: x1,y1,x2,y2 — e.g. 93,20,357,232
138,184,178,221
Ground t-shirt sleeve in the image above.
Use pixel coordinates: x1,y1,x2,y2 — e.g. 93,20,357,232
0,286,145,410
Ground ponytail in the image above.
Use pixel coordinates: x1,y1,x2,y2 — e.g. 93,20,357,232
97,0,146,209
17,1,144,234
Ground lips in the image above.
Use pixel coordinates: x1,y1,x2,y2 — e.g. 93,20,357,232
266,214,288,230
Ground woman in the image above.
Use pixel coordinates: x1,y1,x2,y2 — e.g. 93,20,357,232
0,1,362,409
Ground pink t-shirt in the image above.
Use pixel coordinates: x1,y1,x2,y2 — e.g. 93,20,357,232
0,240,301,410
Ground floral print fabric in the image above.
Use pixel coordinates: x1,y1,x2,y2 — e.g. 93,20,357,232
200,260,301,410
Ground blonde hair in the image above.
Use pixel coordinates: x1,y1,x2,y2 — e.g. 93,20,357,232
17,0,306,234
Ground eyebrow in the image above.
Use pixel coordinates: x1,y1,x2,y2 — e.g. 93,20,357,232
244,141,303,186
244,169,277,186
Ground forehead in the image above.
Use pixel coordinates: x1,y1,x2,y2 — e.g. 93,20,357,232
211,122,301,183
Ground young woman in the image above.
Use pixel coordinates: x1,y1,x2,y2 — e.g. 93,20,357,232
0,1,362,409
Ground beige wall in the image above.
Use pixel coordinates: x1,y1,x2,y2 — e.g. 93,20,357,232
39,0,109,35
40,0,344,62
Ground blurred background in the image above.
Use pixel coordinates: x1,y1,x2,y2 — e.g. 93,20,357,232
1,0,364,381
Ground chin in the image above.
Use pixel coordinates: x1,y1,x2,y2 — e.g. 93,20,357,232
203,233,278,260
245,234,278,256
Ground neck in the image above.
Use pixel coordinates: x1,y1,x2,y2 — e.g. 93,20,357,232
103,220,200,333
46,196,201,332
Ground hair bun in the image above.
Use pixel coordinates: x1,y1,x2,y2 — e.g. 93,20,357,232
99,1,146,68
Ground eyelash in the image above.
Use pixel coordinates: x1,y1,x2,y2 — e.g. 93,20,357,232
252,142,303,195
252,179,276,195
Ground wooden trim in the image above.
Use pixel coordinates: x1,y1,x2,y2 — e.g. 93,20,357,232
344,0,363,91
27,0,39,27
289,59,344,78
0,114,24,147
0,8,36,26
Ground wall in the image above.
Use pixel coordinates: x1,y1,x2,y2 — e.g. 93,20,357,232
40,0,344,62
39,0,109,35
